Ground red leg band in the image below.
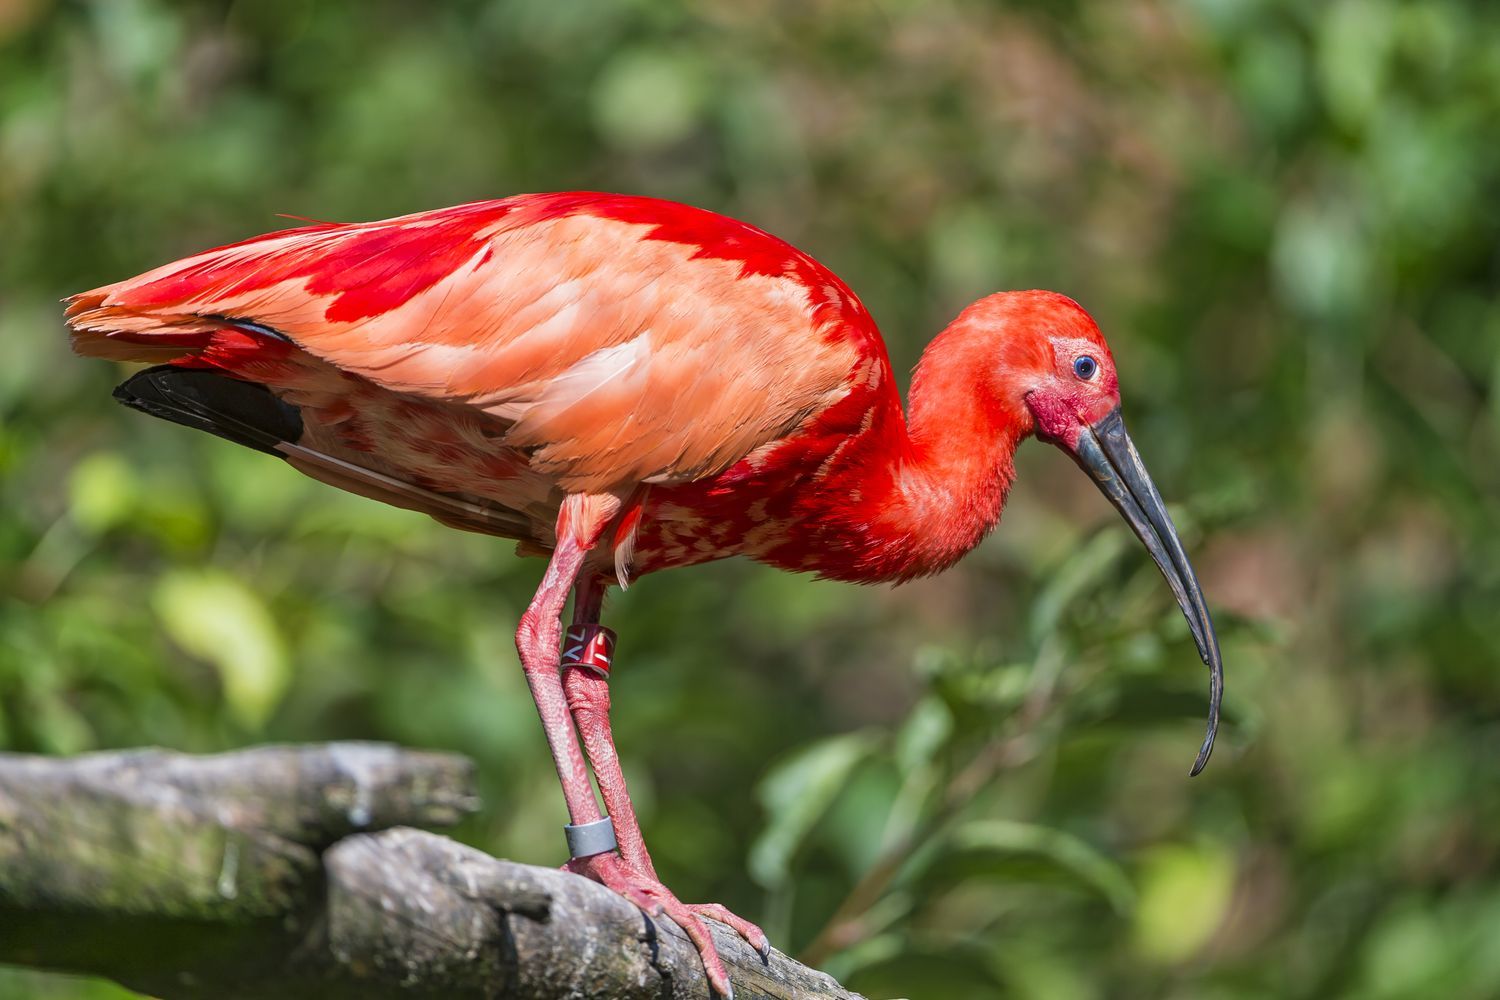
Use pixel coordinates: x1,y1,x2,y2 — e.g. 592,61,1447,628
562,623,616,678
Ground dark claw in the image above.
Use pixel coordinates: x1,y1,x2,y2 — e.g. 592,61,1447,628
758,939,772,963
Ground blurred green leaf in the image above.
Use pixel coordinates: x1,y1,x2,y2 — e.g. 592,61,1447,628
592,48,707,151
32,690,94,756
152,569,288,730
842,940,1008,997
1028,529,1127,647
1318,0,1395,131
1131,842,1236,964
894,695,952,776
918,819,1136,917
67,452,137,535
1271,197,1373,323
750,729,878,889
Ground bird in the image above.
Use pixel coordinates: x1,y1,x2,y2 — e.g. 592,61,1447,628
65,191,1223,997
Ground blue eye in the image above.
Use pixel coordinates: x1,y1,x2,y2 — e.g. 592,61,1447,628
1074,355,1098,380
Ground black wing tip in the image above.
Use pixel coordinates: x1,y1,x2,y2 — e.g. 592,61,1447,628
113,365,302,456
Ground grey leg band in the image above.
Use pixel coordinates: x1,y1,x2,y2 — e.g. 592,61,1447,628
564,817,618,858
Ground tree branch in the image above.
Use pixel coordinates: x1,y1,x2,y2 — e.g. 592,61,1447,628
0,743,862,1000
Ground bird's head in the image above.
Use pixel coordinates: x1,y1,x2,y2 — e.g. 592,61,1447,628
962,290,1224,774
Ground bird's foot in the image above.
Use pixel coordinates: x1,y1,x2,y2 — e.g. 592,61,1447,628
565,851,769,999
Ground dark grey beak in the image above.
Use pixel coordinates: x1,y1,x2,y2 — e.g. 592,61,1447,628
1070,407,1223,775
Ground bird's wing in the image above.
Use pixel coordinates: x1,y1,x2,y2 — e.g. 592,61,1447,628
68,193,889,493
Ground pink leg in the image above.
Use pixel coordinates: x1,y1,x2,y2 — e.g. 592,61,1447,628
562,577,770,996
515,495,615,826
563,578,656,876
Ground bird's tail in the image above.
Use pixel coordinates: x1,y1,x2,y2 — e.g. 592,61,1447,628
65,287,225,362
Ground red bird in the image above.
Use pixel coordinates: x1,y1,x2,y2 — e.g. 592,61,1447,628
66,192,1223,996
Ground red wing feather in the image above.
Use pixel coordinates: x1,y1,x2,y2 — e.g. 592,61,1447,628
66,193,891,493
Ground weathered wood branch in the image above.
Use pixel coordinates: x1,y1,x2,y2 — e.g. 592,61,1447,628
0,743,862,999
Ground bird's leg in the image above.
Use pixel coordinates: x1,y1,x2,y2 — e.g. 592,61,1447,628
562,576,770,995
515,494,619,827
562,577,657,876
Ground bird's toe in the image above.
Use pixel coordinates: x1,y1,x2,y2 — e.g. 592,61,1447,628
687,901,771,960
564,852,756,998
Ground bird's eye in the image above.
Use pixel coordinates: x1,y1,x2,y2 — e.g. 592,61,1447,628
1073,355,1098,380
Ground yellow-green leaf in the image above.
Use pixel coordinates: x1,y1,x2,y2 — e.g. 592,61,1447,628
1132,842,1236,964
68,451,138,534
153,569,289,729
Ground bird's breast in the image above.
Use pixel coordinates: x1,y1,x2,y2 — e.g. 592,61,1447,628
626,376,906,581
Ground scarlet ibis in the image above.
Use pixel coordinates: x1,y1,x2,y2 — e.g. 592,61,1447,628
66,192,1223,995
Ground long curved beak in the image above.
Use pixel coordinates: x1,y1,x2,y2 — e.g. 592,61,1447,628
1069,407,1223,775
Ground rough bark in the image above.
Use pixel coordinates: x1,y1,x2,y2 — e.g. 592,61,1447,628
0,743,862,999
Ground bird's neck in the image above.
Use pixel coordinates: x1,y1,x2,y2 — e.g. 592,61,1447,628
790,321,1031,583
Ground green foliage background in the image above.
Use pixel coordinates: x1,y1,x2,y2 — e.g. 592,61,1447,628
2,0,1498,996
